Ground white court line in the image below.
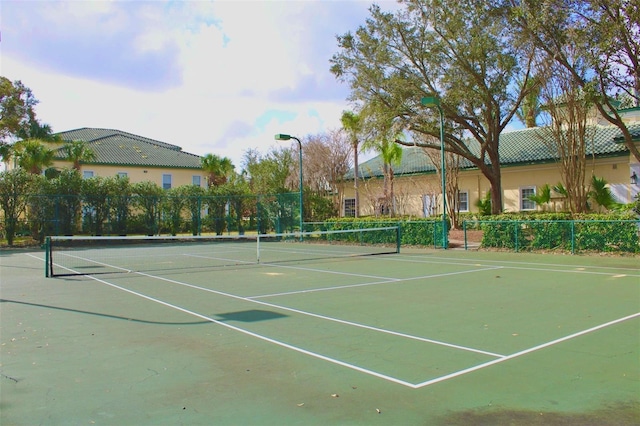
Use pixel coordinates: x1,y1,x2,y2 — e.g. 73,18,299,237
412,311,640,388
70,269,418,388
387,255,640,277
40,252,504,359
186,253,401,281
54,252,133,273
405,255,640,273
42,252,504,358
252,266,503,299
35,253,640,390
134,270,504,358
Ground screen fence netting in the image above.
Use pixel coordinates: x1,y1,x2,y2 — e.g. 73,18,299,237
45,226,400,277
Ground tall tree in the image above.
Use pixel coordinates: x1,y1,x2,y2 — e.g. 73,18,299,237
1,77,41,166
539,62,594,213
0,168,34,245
508,0,640,161
201,153,235,187
242,148,293,195
62,140,97,170
302,130,352,213
340,110,363,217
331,0,536,214
0,77,38,145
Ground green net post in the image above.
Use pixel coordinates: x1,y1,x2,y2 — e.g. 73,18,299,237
396,225,401,253
44,236,51,278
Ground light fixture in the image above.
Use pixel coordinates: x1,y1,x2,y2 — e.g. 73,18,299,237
275,134,303,234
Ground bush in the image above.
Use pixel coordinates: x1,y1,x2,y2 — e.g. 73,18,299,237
473,212,639,253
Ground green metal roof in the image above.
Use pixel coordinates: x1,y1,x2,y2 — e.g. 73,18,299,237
53,128,203,169
350,123,638,179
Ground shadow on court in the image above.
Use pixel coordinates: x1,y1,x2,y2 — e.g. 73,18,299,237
0,299,211,326
214,309,288,322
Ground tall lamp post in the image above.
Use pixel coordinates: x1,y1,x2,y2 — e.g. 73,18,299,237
274,133,303,234
421,96,448,249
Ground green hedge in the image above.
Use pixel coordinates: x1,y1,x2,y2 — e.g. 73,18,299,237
470,213,639,253
305,217,446,247
302,214,639,254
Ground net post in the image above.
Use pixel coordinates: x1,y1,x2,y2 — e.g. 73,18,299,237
44,236,51,278
396,225,401,253
257,234,261,263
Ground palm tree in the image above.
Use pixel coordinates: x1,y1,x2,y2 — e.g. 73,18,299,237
588,175,617,212
516,77,542,128
62,140,97,170
16,139,55,174
16,121,62,142
378,138,403,216
361,130,402,216
527,183,552,211
341,110,362,217
201,154,235,187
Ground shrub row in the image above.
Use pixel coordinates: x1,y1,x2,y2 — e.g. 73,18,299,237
467,213,639,253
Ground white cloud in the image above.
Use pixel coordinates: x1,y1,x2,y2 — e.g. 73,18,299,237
1,0,393,169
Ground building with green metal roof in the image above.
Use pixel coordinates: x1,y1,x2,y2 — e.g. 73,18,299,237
49,128,206,188
341,121,640,217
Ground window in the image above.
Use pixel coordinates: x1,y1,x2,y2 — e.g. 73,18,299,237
457,191,469,212
422,194,435,217
344,198,355,217
83,171,94,179
520,186,536,211
378,198,390,215
192,175,201,187
162,174,172,190
117,172,128,178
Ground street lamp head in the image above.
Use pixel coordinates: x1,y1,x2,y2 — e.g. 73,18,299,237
421,96,440,107
274,134,292,141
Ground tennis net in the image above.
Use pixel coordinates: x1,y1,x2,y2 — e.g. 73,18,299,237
45,226,400,277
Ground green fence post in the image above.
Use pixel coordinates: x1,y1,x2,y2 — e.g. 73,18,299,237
571,221,575,254
463,221,467,250
515,221,519,253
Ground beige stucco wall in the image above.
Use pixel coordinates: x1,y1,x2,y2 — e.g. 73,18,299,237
342,152,637,217
50,161,206,188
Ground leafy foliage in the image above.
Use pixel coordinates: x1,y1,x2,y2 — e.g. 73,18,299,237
331,0,536,214
475,212,639,253
0,168,34,245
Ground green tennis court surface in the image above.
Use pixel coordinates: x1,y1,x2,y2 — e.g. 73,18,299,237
1,246,638,425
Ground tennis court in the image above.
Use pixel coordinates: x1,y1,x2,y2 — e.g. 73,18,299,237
1,233,639,425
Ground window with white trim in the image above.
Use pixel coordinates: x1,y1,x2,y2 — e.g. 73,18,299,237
520,186,536,211
192,175,201,187
344,198,355,217
117,172,128,178
162,174,172,190
83,171,94,179
457,191,469,212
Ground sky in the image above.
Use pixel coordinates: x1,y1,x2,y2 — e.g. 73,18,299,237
1,0,398,170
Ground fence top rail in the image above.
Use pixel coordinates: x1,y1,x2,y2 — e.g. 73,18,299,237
465,219,640,224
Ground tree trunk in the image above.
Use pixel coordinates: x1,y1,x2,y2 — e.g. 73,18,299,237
353,141,359,217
